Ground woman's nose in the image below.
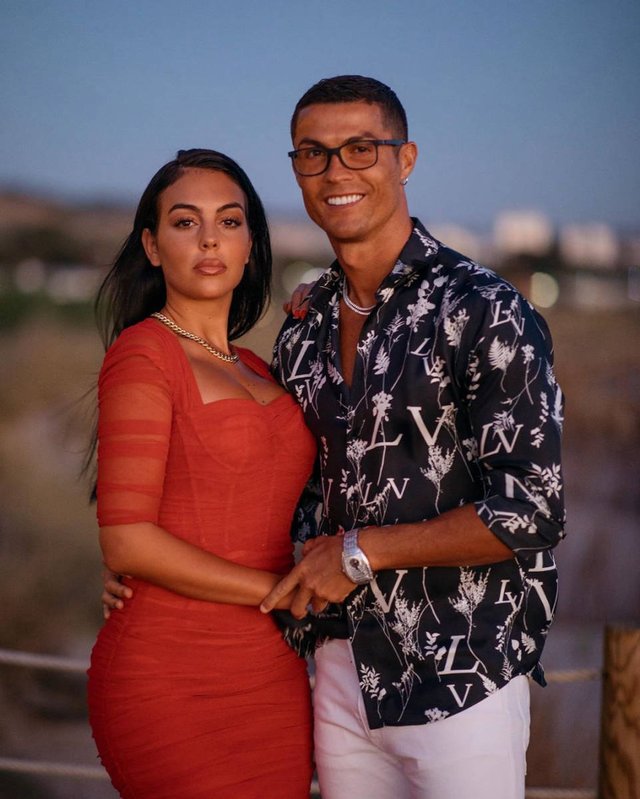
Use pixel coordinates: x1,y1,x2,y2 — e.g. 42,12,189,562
201,229,218,249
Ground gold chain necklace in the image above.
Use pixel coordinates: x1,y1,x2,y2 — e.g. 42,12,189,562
151,312,239,364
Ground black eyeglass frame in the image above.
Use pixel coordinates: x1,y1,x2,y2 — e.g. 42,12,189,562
288,139,407,176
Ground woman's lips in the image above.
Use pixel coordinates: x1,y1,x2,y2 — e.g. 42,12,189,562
194,259,226,275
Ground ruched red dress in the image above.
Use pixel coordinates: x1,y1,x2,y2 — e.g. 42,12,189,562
88,319,316,799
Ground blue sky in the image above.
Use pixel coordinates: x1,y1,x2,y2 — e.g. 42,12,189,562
1,0,639,229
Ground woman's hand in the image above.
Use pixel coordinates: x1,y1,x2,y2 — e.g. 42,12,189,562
101,568,132,619
282,282,314,319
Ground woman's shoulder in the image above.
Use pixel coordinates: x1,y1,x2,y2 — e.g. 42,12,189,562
108,317,173,353
102,317,179,375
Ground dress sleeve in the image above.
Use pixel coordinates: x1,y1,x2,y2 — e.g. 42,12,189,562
462,289,566,553
96,329,172,526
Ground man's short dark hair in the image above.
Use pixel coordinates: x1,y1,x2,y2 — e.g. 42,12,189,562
290,75,408,141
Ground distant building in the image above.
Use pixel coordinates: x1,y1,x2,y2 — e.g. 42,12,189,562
567,271,631,309
2,188,637,312
427,223,489,263
269,218,334,261
620,234,640,270
559,223,619,270
493,210,554,257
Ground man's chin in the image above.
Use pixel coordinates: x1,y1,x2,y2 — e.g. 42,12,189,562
317,217,369,245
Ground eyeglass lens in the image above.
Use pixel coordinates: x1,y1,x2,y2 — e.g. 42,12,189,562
296,141,379,176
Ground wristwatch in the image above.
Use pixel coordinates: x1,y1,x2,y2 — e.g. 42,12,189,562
341,529,375,584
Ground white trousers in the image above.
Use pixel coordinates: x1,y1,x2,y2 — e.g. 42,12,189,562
313,638,530,799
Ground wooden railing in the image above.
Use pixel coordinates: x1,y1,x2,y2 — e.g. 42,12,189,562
1,625,638,798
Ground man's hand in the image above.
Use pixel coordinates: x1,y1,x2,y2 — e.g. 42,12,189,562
101,569,132,619
260,536,355,619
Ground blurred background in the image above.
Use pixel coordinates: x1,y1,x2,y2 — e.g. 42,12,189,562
1,1,638,796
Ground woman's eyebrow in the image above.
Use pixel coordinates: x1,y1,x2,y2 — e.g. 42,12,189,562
167,202,245,214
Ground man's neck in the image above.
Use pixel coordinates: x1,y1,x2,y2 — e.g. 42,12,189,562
330,214,414,297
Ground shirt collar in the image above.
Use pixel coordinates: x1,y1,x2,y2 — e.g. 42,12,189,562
308,218,442,314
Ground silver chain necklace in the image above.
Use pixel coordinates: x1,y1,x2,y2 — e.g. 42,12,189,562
151,312,239,364
341,276,376,316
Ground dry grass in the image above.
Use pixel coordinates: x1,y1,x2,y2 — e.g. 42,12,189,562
547,307,640,446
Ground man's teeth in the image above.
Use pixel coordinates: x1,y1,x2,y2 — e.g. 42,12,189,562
327,194,363,206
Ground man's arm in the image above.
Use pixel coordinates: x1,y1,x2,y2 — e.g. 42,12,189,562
260,504,511,618
359,504,512,569
263,287,565,619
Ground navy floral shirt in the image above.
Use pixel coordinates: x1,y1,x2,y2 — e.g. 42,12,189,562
272,220,566,728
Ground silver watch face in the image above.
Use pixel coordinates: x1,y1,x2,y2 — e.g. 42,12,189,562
342,529,373,583
343,553,372,583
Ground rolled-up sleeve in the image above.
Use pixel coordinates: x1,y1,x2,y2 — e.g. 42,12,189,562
464,290,566,552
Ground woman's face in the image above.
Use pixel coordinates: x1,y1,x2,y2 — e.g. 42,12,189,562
142,168,252,307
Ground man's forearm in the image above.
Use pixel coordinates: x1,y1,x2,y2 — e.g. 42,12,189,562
261,505,516,618
359,504,514,571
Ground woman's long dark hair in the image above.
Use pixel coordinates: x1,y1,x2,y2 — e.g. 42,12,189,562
85,149,271,494
95,148,272,349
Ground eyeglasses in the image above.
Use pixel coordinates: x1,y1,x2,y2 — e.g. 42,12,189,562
288,139,406,177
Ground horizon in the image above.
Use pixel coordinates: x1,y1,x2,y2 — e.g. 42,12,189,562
1,180,638,238
1,1,639,231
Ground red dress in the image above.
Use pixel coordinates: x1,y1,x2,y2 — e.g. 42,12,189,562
88,319,316,799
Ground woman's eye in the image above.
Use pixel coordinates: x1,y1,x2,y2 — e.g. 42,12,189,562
174,218,196,228
221,217,242,227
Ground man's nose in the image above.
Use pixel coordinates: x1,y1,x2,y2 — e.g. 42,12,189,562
324,150,350,179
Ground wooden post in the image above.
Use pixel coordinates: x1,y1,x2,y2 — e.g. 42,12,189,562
599,626,640,799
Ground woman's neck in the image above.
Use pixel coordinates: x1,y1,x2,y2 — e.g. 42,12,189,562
162,298,232,350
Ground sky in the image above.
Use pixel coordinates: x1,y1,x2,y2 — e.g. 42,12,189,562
1,0,639,230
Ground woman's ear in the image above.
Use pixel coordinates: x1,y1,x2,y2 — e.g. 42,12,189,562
142,228,161,267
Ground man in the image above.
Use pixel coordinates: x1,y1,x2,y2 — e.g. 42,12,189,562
260,75,565,799
105,76,565,798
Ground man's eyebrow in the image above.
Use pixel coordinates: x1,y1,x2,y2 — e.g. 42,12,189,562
167,202,245,214
295,133,380,148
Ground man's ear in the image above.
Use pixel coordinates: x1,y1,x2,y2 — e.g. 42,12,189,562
400,141,418,183
142,228,161,267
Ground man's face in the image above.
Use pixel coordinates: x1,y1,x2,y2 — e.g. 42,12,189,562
291,101,416,246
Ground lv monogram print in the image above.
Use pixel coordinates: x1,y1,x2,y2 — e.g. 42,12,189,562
273,220,565,728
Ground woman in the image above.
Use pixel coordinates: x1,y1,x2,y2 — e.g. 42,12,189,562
87,149,316,799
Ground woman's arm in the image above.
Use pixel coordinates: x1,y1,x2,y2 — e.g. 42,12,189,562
96,332,292,613
100,522,289,607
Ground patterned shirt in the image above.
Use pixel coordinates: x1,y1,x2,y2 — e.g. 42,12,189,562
272,219,566,728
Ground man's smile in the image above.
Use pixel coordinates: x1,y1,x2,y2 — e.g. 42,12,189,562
326,193,365,207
